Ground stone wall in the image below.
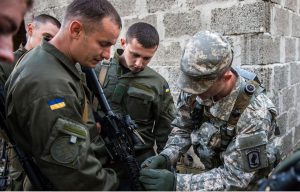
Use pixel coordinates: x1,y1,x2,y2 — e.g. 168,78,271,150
28,0,300,158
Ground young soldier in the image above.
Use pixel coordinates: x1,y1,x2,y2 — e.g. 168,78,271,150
139,31,280,191
0,14,61,86
95,22,175,165
5,0,122,190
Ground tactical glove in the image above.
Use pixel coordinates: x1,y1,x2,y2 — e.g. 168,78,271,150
139,168,175,191
141,154,170,169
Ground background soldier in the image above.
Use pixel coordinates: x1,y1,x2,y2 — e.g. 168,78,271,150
95,22,175,166
5,0,122,190
0,0,33,63
139,31,280,191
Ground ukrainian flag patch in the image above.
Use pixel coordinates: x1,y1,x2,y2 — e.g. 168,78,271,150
48,97,66,110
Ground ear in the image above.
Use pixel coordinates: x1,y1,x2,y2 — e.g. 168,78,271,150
223,71,232,81
69,20,83,39
27,23,33,36
120,38,126,48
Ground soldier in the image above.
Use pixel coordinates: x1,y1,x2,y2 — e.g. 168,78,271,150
139,31,280,191
0,14,60,191
0,14,61,88
5,0,122,190
0,0,33,63
95,22,175,165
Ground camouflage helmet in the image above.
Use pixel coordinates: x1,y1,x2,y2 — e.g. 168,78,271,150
177,31,233,94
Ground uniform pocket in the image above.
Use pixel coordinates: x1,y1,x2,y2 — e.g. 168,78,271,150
125,86,154,123
40,118,89,169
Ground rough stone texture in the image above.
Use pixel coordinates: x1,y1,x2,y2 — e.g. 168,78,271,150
186,0,229,9
123,15,157,33
163,10,202,38
271,0,281,5
291,63,300,85
146,0,177,13
294,125,300,150
277,112,288,135
281,87,295,112
292,14,300,38
298,38,300,60
273,64,289,91
241,34,280,65
273,6,290,36
284,0,298,12
281,129,294,157
285,37,297,62
151,42,182,66
109,0,137,17
211,2,270,35
288,108,298,128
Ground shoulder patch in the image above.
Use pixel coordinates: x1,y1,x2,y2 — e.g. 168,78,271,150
48,97,66,110
50,136,78,164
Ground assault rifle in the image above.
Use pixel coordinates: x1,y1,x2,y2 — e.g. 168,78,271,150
82,67,143,191
0,86,54,190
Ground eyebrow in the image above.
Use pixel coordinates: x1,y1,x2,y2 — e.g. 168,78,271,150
0,15,18,35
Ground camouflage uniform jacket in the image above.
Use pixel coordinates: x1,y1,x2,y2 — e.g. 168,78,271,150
160,74,279,191
5,40,119,190
95,49,175,163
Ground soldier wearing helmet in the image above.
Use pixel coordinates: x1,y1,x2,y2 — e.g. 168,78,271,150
139,31,280,191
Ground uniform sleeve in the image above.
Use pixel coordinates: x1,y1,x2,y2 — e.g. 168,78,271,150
175,94,278,191
160,91,196,164
153,83,175,153
6,85,119,190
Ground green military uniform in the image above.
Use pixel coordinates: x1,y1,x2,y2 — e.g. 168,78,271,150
5,40,119,190
0,45,27,86
95,49,175,164
0,45,27,191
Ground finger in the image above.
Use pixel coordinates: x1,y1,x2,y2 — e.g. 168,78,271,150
142,183,158,191
139,176,157,184
140,168,160,178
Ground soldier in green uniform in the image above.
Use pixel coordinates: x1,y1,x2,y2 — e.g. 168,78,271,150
5,0,122,190
95,22,175,166
0,14,60,191
139,31,280,191
0,14,61,88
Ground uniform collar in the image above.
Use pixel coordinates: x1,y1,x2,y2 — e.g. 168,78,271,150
41,39,81,80
208,75,242,121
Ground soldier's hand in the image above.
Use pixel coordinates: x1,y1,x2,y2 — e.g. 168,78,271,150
141,155,168,169
139,168,175,191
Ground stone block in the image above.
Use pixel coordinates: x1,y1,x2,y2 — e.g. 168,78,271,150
295,125,300,149
277,112,288,135
186,0,229,9
292,14,300,37
273,6,290,36
52,6,67,22
32,0,71,12
288,108,298,129
284,0,298,12
281,87,295,112
109,0,137,17
211,2,270,35
151,66,181,92
151,42,182,66
291,63,300,85
241,34,280,65
273,64,289,91
123,15,157,33
281,129,294,157
163,10,202,38
146,0,177,13
285,37,297,62
242,66,273,92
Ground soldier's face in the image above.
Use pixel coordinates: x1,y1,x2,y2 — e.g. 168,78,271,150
122,38,157,73
72,17,120,68
0,0,28,63
26,21,60,50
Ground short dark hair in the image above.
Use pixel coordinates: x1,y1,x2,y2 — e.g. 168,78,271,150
63,0,122,31
126,22,159,48
33,14,61,29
